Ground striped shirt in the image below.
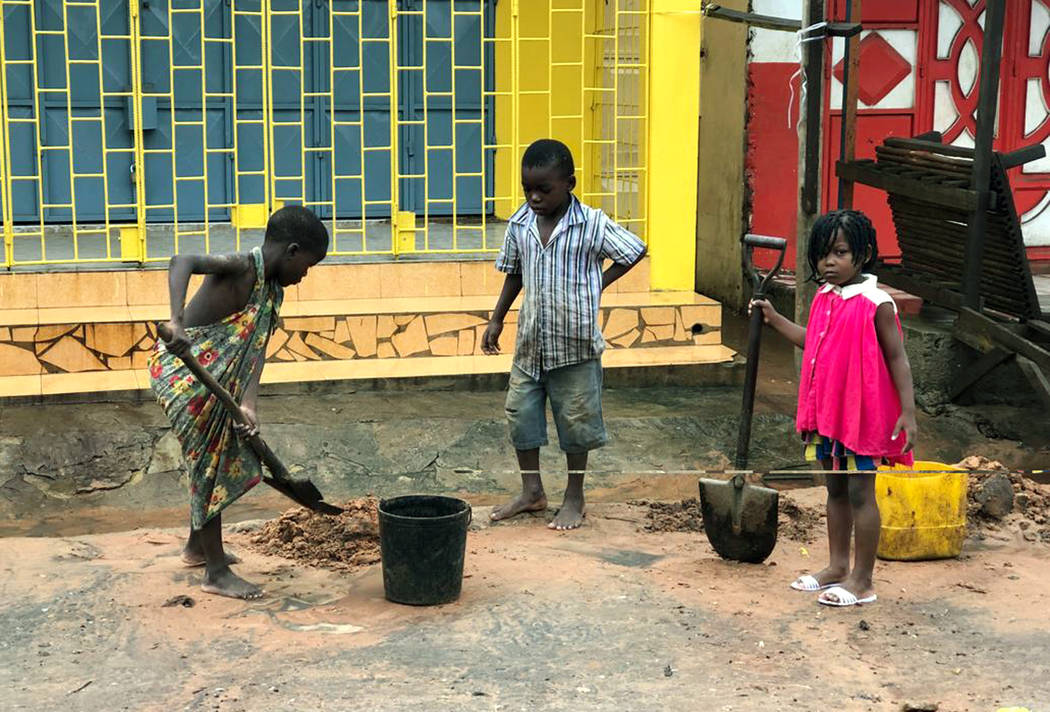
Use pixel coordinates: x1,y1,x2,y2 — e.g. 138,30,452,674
495,196,646,379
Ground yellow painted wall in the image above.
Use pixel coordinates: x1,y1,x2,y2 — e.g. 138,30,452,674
647,0,700,291
695,0,749,308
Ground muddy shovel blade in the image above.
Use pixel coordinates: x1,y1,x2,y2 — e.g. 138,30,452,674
263,475,343,516
698,476,779,564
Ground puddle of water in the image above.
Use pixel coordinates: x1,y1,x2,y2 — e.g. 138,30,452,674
552,543,664,568
276,596,323,613
239,592,346,617
0,501,284,538
280,622,364,635
597,549,665,568
237,601,365,635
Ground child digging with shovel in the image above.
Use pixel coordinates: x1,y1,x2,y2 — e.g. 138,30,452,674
150,206,329,600
750,210,917,607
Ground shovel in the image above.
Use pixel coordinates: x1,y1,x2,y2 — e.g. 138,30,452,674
157,323,343,516
699,234,788,563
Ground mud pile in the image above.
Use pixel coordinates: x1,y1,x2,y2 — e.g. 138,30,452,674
778,494,823,543
630,498,703,533
955,455,1008,472
955,457,1050,543
248,497,382,571
630,493,823,542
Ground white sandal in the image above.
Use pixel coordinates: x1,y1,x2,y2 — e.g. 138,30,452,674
790,574,840,592
818,585,877,607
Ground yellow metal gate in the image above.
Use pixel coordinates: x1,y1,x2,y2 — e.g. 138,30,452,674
0,0,648,268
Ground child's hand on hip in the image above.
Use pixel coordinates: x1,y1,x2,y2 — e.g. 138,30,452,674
234,404,259,439
891,411,918,453
749,299,778,325
481,320,503,355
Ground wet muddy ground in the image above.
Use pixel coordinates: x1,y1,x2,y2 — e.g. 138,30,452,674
2,310,1048,709
1,490,1048,712
3,306,1048,538
2,376,1047,540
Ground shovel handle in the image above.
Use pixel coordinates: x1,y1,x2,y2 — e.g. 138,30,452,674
743,234,787,298
735,306,765,470
156,322,294,483
743,234,787,251
735,235,788,470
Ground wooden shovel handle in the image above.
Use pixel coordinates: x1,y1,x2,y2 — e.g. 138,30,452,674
156,322,293,482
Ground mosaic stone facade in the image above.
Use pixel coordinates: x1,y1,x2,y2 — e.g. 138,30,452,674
0,303,719,377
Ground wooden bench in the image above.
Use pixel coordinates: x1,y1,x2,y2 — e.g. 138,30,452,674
837,133,1050,408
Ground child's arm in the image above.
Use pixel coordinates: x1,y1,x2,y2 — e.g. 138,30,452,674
234,357,264,439
481,274,523,354
163,253,251,355
750,299,807,348
875,302,918,452
598,217,646,291
602,248,646,290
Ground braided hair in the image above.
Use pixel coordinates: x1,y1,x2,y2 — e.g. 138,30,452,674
806,209,878,283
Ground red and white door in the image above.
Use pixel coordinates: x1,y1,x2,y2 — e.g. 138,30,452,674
747,0,1050,268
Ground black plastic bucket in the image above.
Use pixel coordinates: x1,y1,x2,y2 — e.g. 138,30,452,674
378,495,472,606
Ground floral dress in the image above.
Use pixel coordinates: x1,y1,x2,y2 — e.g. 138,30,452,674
149,246,283,530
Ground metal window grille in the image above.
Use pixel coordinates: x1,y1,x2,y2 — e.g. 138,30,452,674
0,0,649,268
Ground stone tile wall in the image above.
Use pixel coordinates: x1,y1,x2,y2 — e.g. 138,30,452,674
0,303,719,376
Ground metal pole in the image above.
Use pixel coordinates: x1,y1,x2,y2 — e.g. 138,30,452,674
794,0,825,368
0,9,14,268
128,0,148,263
388,0,401,256
837,0,861,208
963,0,1005,310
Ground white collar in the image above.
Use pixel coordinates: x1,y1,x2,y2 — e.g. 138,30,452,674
819,273,878,300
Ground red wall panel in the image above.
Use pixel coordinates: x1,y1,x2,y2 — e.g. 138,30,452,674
747,62,800,270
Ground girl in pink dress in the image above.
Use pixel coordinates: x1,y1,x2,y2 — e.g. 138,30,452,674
751,210,917,607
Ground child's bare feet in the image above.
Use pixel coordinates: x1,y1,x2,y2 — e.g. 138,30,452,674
490,492,548,521
201,566,264,600
548,492,585,530
181,545,240,568
182,527,240,567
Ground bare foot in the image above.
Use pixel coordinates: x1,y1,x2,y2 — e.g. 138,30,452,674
490,492,548,521
548,494,585,530
181,548,241,568
200,567,264,600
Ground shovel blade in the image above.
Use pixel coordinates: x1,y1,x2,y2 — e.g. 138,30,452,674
698,477,779,564
263,475,344,515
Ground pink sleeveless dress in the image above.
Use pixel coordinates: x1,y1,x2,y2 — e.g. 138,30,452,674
796,274,914,469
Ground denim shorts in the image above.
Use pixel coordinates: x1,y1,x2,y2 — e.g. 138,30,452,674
505,359,607,454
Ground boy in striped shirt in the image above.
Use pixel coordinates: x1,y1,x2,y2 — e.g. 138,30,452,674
481,139,647,530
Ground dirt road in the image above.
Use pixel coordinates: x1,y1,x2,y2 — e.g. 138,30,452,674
1,488,1046,711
